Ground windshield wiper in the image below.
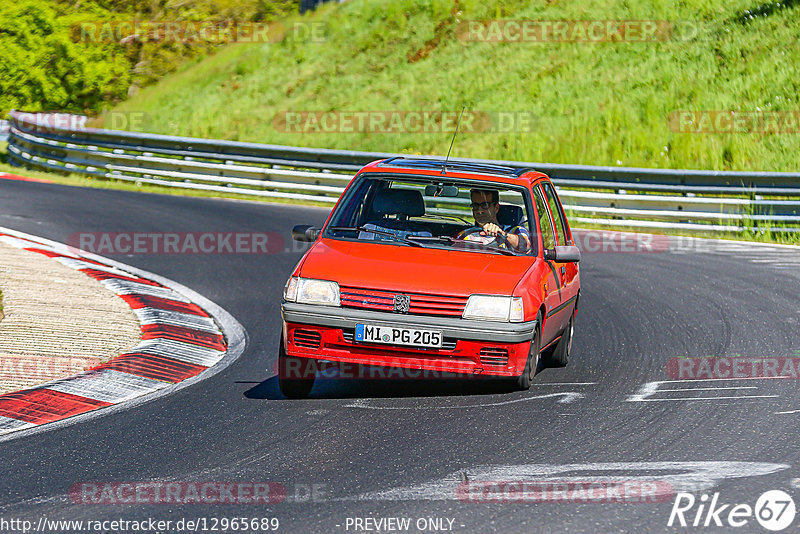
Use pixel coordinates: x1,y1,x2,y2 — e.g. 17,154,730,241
408,235,518,256
327,226,423,247
407,235,455,243
418,213,471,225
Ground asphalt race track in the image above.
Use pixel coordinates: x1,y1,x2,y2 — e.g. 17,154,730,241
1,179,799,533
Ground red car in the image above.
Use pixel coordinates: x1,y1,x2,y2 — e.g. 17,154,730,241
279,157,581,398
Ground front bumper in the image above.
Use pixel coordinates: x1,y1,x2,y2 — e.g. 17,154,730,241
281,302,537,377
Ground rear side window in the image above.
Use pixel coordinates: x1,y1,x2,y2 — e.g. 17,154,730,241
533,186,556,250
542,182,568,246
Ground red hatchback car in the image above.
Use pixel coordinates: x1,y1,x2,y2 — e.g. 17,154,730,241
279,157,581,398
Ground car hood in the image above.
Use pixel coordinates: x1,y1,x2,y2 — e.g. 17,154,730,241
298,238,532,296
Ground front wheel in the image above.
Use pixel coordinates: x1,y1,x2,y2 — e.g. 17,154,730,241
277,337,316,399
516,315,541,390
542,309,575,368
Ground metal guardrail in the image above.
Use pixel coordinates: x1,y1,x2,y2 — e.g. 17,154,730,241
7,110,800,233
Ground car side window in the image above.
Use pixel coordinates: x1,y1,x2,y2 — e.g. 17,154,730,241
533,186,556,250
542,182,568,246
352,180,382,226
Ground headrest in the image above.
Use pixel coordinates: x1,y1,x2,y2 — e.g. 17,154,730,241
497,204,524,227
372,189,425,217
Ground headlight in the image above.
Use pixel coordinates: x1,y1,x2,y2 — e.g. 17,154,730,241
284,277,340,306
463,295,524,322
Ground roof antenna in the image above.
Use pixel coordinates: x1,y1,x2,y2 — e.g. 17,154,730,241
442,107,465,175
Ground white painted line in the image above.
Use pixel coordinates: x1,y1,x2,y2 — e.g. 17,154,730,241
533,382,597,386
46,369,168,403
633,395,779,402
657,377,792,383
774,409,800,415
132,339,225,367
133,308,220,334
100,278,190,302
626,381,662,402
658,386,758,392
712,245,752,251
343,392,584,410
627,379,785,402
0,416,36,435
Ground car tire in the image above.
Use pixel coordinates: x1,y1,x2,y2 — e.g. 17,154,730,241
516,314,541,390
542,308,575,368
277,337,316,399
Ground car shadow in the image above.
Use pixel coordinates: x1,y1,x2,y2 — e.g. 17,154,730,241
242,363,549,400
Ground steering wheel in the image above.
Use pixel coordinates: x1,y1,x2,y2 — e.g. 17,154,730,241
458,226,510,248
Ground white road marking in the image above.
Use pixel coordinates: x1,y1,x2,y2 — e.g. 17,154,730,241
632,395,778,402
533,382,597,386
99,278,190,302
738,254,800,267
46,369,168,403
685,239,800,270
627,379,783,402
653,377,792,382
775,409,800,415
347,461,790,501
765,263,800,268
133,308,220,333
343,392,584,410
658,386,758,392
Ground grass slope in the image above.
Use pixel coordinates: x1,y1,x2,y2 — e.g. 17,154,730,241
109,0,800,172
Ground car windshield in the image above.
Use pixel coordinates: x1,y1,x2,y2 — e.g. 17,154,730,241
325,175,536,256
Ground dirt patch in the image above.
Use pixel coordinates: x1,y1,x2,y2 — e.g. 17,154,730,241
408,0,461,63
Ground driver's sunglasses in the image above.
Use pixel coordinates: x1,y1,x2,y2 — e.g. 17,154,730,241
470,201,496,210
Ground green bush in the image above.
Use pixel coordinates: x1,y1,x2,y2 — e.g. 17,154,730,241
0,1,129,114
0,0,299,116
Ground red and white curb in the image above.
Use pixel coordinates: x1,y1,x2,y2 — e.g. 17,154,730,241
0,227,246,440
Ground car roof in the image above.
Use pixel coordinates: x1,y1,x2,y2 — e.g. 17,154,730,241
360,157,549,186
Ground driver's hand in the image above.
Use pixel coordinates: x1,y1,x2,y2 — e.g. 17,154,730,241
481,222,505,238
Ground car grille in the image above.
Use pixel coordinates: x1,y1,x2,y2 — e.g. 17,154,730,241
339,286,468,317
342,330,457,351
293,329,322,350
479,347,509,366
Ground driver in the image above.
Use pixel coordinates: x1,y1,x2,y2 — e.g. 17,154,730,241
456,189,531,253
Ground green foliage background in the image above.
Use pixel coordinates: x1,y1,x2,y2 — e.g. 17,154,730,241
0,0,299,115
108,0,800,171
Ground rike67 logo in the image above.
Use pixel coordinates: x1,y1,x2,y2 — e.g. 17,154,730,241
668,490,796,531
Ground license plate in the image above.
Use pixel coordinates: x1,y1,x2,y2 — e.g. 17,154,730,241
355,324,443,348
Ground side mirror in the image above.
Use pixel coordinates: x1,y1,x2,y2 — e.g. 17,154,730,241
292,225,320,242
544,245,581,263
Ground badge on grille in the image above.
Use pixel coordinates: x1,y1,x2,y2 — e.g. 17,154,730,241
393,294,410,314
